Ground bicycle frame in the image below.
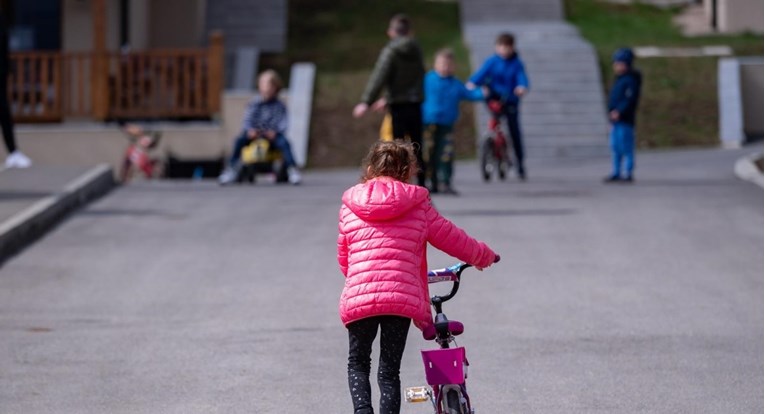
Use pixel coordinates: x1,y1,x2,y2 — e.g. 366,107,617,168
406,263,475,414
480,99,511,182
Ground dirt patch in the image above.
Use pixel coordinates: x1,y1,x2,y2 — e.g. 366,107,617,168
306,71,477,169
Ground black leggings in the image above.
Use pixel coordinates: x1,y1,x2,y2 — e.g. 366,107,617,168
347,315,411,414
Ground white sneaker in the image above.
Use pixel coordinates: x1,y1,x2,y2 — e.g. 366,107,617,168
5,151,32,168
288,167,302,185
217,167,237,185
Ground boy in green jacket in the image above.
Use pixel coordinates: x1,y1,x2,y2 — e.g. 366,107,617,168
353,14,426,187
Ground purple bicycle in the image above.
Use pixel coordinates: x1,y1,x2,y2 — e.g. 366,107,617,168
405,258,499,413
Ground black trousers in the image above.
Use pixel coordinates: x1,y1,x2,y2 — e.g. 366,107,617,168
0,69,16,153
347,315,411,414
389,103,426,186
493,102,524,174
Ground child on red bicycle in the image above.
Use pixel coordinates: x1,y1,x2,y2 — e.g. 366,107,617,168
337,140,497,414
468,32,530,180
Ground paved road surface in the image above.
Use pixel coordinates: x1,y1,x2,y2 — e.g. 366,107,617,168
0,148,762,413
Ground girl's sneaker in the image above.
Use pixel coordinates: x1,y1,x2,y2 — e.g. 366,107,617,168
5,151,32,168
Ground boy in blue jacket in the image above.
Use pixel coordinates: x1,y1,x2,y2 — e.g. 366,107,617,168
423,48,486,194
605,48,642,183
468,32,530,180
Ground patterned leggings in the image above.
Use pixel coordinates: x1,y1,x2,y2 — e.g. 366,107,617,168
347,315,411,414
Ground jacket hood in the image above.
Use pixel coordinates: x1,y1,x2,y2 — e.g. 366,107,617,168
389,37,422,59
342,178,429,221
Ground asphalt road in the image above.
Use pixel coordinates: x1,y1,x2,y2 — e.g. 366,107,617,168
0,147,762,413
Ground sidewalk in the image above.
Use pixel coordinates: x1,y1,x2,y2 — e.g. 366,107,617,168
0,165,115,263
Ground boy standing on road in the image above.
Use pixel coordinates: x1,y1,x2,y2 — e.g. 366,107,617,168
604,48,642,183
352,14,427,187
468,33,529,180
422,48,485,194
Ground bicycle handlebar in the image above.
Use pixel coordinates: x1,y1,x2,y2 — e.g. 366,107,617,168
427,256,500,306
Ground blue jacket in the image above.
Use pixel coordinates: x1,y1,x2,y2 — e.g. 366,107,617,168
608,69,642,125
422,71,484,126
469,53,529,104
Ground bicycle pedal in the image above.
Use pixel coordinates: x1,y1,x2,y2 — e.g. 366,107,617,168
404,386,431,403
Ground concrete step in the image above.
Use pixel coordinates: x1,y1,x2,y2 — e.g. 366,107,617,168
461,2,565,22
524,87,605,96
523,96,605,105
522,114,609,125
522,124,609,135
518,103,607,115
523,144,610,158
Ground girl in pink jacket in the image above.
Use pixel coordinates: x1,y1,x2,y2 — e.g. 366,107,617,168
337,140,497,414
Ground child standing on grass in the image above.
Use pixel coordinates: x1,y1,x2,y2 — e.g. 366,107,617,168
468,32,529,180
337,140,498,414
423,48,486,195
604,48,642,183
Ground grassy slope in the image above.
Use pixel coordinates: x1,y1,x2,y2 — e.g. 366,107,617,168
266,0,475,168
564,0,763,148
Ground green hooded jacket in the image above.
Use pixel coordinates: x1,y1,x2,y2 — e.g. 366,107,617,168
361,36,425,105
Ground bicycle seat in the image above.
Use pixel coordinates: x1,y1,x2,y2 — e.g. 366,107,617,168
422,321,464,341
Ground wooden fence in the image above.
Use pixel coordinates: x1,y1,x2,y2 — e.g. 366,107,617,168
8,32,224,123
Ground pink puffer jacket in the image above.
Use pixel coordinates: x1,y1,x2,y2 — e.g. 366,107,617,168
337,177,496,331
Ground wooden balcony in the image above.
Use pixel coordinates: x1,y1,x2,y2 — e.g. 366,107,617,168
8,32,224,123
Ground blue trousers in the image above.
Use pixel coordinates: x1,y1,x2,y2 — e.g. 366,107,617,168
229,131,297,168
610,122,635,177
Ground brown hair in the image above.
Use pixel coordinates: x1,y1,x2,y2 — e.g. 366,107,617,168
495,32,515,47
258,69,283,92
389,14,412,36
361,140,418,183
434,47,455,61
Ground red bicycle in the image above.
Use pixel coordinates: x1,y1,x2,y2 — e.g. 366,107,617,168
479,99,512,182
120,124,163,183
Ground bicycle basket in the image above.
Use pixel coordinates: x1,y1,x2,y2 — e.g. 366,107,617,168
421,347,467,385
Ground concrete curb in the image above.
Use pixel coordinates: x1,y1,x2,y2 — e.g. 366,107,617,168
733,151,764,188
0,164,116,263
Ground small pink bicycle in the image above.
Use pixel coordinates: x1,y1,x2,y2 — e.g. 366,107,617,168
406,257,499,414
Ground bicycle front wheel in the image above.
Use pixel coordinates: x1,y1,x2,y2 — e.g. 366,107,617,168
444,389,464,414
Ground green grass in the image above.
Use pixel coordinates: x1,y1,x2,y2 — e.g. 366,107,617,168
564,0,763,148
262,0,475,168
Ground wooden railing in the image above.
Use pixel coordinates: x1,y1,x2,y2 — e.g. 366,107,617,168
8,32,224,123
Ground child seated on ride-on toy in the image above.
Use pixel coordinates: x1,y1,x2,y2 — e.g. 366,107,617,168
218,70,302,185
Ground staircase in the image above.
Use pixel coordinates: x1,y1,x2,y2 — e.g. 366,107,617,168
461,0,609,158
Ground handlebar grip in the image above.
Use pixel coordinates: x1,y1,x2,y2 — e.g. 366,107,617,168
494,255,501,263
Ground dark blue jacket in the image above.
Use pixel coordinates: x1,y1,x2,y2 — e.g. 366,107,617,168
469,53,529,104
608,69,642,125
